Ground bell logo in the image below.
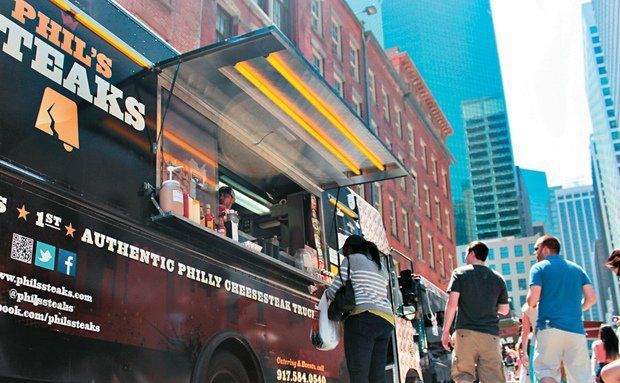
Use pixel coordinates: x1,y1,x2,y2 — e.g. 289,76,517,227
35,88,79,152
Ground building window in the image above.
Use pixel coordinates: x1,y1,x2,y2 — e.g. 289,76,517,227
502,263,511,275
333,73,345,98
310,0,322,36
500,247,509,258
407,122,416,157
331,20,342,60
370,118,378,133
528,243,535,255
431,157,438,185
489,264,496,271
424,185,431,218
420,140,428,171
368,70,377,105
488,248,495,261
381,87,390,122
395,109,403,139
445,209,451,239
216,5,234,42
311,48,324,76
389,197,397,237
435,197,441,229
411,171,419,205
352,94,362,117
415,223,423,261
449,253,455,271
353,184,365,200
398,156,407,192
520,295,526,307
427,234,435,269
402,210,410,248
516,261,525,274
273,0,290,36
514,245,523,257
530,259,536,267
373,182,382,216
256,0,269,13
442,169,448,196
518,278,527,291
506,279,512,291
349,44,360,82
439,245,445,278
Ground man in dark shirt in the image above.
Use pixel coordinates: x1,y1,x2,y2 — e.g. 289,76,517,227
441,241,510,383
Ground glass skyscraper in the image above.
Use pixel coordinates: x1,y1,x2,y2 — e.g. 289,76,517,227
549,185,604,321
383,1,510,245
462,97,521,240
583,2,620,316
516,167,552,235
583,3,620,254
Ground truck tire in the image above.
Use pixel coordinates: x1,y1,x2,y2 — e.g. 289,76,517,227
205,351,250,383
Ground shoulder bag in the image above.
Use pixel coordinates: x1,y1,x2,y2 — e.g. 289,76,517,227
328,259,355,321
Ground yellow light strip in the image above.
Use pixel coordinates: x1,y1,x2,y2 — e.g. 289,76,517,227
49,0,152,69
266,53,385,171
234,61,361,175
328,197,358,219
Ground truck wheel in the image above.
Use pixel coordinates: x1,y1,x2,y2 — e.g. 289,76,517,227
205,351,250,383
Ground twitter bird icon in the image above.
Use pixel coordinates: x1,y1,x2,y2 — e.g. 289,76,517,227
34,242,56,270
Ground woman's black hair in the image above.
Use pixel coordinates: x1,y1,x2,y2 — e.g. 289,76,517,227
347,239,382,270
600,324,619,361
365,241,382,270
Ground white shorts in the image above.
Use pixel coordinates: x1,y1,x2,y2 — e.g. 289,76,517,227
534,327,591,382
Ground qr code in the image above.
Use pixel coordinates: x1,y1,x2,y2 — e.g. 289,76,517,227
10,233,34,264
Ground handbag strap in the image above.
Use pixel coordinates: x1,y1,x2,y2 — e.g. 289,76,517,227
339,256,352,286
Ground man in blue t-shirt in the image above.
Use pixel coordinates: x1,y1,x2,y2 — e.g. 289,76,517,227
526,235,597,383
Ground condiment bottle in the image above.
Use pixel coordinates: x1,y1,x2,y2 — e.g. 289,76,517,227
205,204,215,230
217,215,226,236
160,166,184,216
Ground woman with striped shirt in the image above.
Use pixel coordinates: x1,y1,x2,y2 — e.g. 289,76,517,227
325,235,395,383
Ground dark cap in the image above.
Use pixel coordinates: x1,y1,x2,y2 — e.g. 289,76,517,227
218,186,235,199
342,234,365,249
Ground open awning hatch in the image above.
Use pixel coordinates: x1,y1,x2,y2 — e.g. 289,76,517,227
154,27,408,195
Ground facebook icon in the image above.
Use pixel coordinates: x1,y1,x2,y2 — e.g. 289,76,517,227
57,249,77,277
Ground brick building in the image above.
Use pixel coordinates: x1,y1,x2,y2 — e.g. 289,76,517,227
116,0,455,289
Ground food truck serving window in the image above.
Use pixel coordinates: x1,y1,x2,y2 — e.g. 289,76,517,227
156,80,330,279
151,28,407,281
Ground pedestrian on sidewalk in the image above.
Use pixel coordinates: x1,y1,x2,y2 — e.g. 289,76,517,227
526,235,597,383
591,324,619,382
519,302,538,383
599,249,620,383
441,241,510,383
325,235,394,383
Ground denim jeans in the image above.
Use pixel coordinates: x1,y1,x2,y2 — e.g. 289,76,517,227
344,311,394,383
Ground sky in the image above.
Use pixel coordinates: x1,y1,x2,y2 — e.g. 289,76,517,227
491,0,592,188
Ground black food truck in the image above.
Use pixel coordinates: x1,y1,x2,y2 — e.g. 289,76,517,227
0,0,413,381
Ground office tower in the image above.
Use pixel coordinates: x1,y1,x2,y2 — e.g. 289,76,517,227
583,3,620,254
457,235,539,314
583,3,620,316
549,185,605,320
590,0,620,121
462,97,522,240
383,0,509,245
516,167,552,235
